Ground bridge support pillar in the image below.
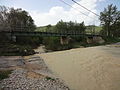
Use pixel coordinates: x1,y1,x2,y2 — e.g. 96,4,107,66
86,37,93,43
11,35,16,42
60,36,70,45
86,36,105,44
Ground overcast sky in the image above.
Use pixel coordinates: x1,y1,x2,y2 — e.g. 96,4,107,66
0,0,120,26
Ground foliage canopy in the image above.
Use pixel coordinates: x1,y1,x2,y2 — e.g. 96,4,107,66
100,4,120,37
0,6,36,31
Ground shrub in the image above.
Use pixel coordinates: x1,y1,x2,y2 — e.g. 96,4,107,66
16,36,43,48
18,45,35,56
45,76,55,81
0,70,12,80
43,37,61,51
43,37,74,51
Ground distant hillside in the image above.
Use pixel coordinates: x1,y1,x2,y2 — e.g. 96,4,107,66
36,25,55,32
86,26,102,34
95,26,102,32
36,26,48,32
36,25,102,34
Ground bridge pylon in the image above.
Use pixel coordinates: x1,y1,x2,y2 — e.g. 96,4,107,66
60,36,71,45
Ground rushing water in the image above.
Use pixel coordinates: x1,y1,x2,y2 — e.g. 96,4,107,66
40,46,120,90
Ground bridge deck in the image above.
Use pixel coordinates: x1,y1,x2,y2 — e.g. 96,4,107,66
0,31,101,37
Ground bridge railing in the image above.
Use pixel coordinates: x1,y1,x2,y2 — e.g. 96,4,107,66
0,30,101,37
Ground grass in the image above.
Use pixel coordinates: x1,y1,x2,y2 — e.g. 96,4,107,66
45,76,55,81
72,42,103,48
86,26,102,34
103,37,120,44
0,70,12,80
68,37,120,49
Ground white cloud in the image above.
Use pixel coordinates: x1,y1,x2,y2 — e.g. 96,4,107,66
30,0,105,26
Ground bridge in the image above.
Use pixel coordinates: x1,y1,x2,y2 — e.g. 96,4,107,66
1,31,101,37
0,31,103,44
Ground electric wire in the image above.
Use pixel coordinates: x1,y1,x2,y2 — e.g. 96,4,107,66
59,0,99,21
72,0,100,17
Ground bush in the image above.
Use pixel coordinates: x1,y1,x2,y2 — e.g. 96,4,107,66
18,45,35,56
16,36,43,48
0,43,35,56
0,70,12,80
43,37,73,51
43,37,61,51
45,76,55,81
102,36,120,44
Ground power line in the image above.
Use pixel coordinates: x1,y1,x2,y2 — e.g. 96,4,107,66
72,0,100,17
59,0,98,21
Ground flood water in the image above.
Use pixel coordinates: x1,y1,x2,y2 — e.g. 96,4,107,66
40,46,120,90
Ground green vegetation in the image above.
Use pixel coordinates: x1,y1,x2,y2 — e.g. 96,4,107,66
95,26,102,32
86,26,102,34
100,4,120,37
0,6,40,56
36,26,48,32
0,70,12,80
0,6,36,31
36,25,55,32
0,4,120,55
0,42,35,56
41,21,86,51
45,76,55,81
103,37,120,44
36,20,86,33
43,37,73,51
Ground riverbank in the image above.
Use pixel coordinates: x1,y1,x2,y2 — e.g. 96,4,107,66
0,55,69,90
1,43,120,90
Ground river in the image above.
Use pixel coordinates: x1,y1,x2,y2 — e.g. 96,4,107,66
40,45,120,90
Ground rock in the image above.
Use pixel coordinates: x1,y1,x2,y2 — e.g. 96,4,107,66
0,56,70,90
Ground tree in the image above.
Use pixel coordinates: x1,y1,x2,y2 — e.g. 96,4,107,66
55,20,68,33
75,21,86,34
67,21,74,33
8,8,36,31
0,6,36,32
46,24,52,32
55,20,86,34
100,4,120,37
0,6,9,31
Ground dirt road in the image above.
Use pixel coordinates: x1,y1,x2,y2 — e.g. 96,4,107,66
40,45,120,90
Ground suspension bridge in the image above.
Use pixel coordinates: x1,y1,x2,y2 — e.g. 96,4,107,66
0,31,101,37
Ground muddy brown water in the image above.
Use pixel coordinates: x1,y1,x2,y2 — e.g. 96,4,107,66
40,46,120,90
